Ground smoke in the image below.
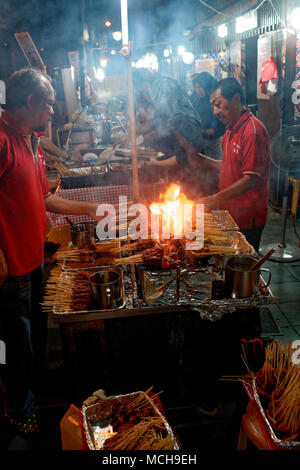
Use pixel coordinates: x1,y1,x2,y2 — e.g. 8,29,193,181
131,0,202,50
0,0,81,49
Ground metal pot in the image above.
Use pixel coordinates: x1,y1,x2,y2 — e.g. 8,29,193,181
70,222,96,249
225,255,271,298
90,266,124,309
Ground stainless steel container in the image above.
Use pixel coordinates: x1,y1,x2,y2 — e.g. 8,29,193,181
70,222,96,249
225,255,271,298
90,266,124,309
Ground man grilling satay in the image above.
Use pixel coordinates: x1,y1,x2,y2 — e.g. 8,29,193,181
130,69,218,199
176,78,270,252
0,67,99,436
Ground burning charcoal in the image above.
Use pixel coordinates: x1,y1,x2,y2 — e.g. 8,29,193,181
137,239,156,251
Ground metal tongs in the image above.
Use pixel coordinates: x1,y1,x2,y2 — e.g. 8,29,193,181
65,217,80,232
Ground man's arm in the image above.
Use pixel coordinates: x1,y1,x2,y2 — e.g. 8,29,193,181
45,194,98,219
40,136,68,160
201,174,258,211
143,155,178,168
174,132,222,172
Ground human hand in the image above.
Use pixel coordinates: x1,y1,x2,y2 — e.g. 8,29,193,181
174,132,203,168
140,155,159,168
200,194,219,212
87,203,101,221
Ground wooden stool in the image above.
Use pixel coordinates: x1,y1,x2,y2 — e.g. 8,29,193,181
60,404,82,450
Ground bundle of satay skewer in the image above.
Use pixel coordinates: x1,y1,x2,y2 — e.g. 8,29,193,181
252,339,300,442
42,264,94,313
83,387,178,450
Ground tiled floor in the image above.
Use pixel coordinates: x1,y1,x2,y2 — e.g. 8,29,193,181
258,207,300,345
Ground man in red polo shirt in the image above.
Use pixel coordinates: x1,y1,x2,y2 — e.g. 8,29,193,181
177,77,270,251
0,67,99,436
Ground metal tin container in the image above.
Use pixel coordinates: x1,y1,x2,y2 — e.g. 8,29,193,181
225,255,271,298
90,265,124,309
70,222,96,249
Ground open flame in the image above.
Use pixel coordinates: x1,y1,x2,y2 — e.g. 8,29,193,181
150,184,195,239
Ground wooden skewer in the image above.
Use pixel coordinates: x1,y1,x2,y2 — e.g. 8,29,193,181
249,248,275,271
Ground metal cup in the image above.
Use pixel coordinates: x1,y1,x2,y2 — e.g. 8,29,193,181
70,222,96,249
225,255,271,298
90,266,124,309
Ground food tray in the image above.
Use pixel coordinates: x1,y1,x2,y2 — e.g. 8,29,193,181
60,166,108,189
211,210,239,231
52,260,277,322
52,265,212,317
81,391,180,450
61,165,107,176
242,376,300,449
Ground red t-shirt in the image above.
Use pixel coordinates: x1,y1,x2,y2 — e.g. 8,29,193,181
219,110,270,229
0,113,51,276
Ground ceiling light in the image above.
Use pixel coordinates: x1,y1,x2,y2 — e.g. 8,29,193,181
236,10,257,33
218,24,228,38
83,28,89,41
182,52,194,65
100,58,108,68
120,0,129,47
112,31,122,41
291,8,300,30
177,45,185,55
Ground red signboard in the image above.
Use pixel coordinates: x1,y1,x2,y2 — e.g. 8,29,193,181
14,32,45,71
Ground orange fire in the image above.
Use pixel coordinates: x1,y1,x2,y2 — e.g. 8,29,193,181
150,184,195,239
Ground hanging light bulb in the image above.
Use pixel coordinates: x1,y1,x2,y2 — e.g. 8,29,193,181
100,58,108,68
182,52,194,65
112,31,122,41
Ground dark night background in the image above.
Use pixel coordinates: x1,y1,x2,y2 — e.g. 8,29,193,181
0,0,211,78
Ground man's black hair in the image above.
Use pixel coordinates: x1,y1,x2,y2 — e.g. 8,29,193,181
211,77,245,105
191,72,218,96
4,67,53,110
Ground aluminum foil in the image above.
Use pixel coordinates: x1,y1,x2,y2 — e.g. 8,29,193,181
191,293,278,322
61,164,108,176
138,266,277,321
211,210,239,231
242,377,300,449
213,231,256,270
81,392,179,450
53,263,277,321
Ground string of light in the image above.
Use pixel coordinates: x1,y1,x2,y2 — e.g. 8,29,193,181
197,0,294,38
199,0,233,18
199,0,267,21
